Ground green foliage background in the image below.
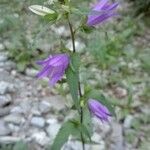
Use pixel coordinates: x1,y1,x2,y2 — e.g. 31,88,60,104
128,0,150,16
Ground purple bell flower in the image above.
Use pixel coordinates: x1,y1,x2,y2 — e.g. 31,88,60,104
87,0,118,26
36,54,70,86
88,99,111,122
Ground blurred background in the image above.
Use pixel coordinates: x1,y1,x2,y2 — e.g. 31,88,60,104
0,0,149,150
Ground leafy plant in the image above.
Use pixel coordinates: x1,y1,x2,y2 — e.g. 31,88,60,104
0,0,51,71
87,17,136,69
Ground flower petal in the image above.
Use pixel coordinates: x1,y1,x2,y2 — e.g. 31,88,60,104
87,13,117,26
93,0,108,11
88,99,111,122
36,53,70,86
87,0,118,26
36,65,52,78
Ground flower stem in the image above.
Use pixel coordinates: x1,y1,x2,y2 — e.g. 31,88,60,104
67,16,85,150
67,17,76,53
79,81,85,150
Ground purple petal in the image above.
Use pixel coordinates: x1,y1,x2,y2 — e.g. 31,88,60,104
87,13,117,26
36,53,70,86
36,65,52,78
104,2,119,11
93,0,108,11
88,99,111,122
49,71,64,86
87,0,118,26
36,56,52,65
48,65,64,79
49,54,69,66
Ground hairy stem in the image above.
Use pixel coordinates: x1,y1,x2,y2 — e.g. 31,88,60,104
67,16,85,150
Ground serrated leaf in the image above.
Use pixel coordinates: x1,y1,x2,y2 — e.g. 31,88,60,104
83,106,92,136
44,13,58,22
66,53,80,111
51,121,78,150
87,90,115,116
29,5,55,16
79,123,91,142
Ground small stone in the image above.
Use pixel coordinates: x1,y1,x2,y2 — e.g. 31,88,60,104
5,61,16,70
0,70,10,81
31,131,49,146
0,81,15,94
7,123,20,132
31,109,41,116
46,118,58,125
90,143,105,150
93,118,111,138
11,70,17,76
0,81,10,94
0,107,11,117
44,95,66,111
51,25,70,37
123,115,134,128
0,53,8,62
63,140,83,150
0,94,12,107
0,121,11,136
39,101,52,114
25,68,38,77
0,136,21,144
114,87,127,99
91,133,102,143
4,114,25,125
66,40,85,52
46,123,61,139
19,101,32,114
0,62,5,68
110,122,124,150
0,43,5,51
31,117,45,128
11,106,24,114
31,102,41,116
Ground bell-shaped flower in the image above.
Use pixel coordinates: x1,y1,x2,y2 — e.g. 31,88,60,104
88,99,111,122
36,54,70,86
87,0,118,26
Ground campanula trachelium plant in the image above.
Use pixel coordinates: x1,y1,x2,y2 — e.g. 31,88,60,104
29,0,118,149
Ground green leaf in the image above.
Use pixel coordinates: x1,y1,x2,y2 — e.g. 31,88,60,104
44,13,58,22
29,5,55,16
87,90,115,116
79,123,91,142
80,24,94,34
66,53,80,111
51,121,78,150
82,106,92,136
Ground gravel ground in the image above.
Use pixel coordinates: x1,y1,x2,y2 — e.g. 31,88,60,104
0,36,150,150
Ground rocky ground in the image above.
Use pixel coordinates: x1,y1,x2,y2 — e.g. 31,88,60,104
0,37,149,150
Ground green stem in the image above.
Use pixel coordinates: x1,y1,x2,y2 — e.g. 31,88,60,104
67,17,75,53
67,16,85,150
78,81,85,150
